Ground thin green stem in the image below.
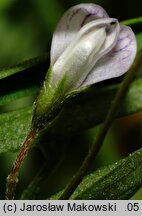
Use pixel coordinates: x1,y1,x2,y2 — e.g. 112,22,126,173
121,17,142,26
59,50,142,200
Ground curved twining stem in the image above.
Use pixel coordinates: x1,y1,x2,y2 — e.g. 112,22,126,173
58,50,142,200
5,129,38,200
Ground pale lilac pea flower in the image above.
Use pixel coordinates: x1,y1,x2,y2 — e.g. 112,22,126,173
50,3,137,93
33,3,137,129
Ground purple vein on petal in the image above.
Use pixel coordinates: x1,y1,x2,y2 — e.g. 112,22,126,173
122,54,131,60
81,12,98,27
113,34,133,53
69,8,81,22
67,8,82,29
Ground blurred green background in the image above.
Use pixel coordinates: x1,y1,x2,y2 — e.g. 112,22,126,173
0,0,142,199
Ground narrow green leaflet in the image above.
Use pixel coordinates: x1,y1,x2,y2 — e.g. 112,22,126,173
0,107,32,153
1,78,142,153
72,148,142,199
0,86,38,106
0,86,38,113
50,147,142,200
0,53,48,80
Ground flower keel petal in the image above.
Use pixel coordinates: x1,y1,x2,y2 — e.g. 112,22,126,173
52,27,106,91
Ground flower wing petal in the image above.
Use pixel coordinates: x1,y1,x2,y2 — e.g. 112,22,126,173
82,26,137,87
51,3,109,65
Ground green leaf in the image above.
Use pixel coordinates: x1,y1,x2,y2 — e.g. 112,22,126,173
51,147,142,200
1,78,142,153
0,107,32,153
0,85,38,113
0,86,38,106
72,148,142,199
0,53,48,80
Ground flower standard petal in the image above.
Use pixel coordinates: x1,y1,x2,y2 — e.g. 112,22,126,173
51,3,109,65
82,26,137,86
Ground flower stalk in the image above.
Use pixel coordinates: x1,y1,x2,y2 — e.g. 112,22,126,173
6,129,38,199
